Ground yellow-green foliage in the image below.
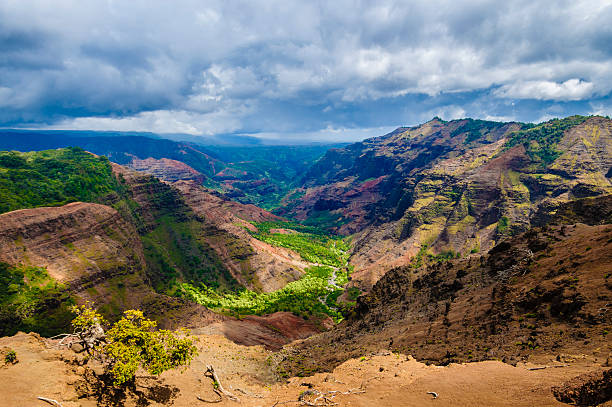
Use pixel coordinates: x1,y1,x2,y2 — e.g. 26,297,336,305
505,115,589,165
72,305,197,386
181,265,349,322
250,221,349,267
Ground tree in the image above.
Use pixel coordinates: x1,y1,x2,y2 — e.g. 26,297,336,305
70,304,198,386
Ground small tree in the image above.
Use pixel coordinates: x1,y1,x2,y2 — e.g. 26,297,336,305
71,305,198,386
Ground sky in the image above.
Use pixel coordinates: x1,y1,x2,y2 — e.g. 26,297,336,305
1,0,612,143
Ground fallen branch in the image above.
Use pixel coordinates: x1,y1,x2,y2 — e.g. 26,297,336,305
197,393,223,403
527,364,569,371
48,333,73,340
271,400,300,406
296,388,365,406
37,396,63,407
233,386,263,398
205,365,240,402
427,391,438,399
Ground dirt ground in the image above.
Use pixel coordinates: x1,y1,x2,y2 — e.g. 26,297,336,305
1,332,610,407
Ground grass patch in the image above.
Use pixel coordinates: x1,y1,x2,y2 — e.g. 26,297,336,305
180,265,345,322
250,221,350,267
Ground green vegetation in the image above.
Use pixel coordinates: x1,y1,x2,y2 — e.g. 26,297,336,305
181,219,354,322
4,349,17,364
181,265,348,322
0,148,119,214
505,115,589,165
0,262,74,336
142,215,239,294
250,221,350,267
497,216,510,234
205,145,340,209
410,244,461,270
450,119,505,144
71,305,197,386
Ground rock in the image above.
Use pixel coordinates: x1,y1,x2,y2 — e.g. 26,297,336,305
552,369,612,406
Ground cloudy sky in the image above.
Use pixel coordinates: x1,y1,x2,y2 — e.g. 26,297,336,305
1,0,612,142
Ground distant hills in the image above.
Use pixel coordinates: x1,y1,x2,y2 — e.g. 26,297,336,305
0,129,343,209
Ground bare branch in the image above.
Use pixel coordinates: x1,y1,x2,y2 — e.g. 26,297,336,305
197,393,223,403
205,365,240,402
37,396,63,407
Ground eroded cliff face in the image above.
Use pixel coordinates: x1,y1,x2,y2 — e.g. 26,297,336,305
172,180,307,292
280,220,612,377
0,170,318,345
0,202,149,308
287,116,612,290
126,157,206,184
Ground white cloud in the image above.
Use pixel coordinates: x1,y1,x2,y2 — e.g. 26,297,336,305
242,125,398,143
1,0,612,135
494,79,595,101
47,109,246,135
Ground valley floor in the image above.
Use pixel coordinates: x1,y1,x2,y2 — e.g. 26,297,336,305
1,331,610,406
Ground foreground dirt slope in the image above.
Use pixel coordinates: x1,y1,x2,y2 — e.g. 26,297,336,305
280,222,612,376
2,332,609,407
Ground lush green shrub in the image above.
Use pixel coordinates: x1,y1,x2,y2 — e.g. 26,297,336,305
71,305,198,386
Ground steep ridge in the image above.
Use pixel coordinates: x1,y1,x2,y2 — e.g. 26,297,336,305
0,202,146,292
0,201,223,336
284,116,612,290
279,212,612,376
172,180,307,292
0,149,324,345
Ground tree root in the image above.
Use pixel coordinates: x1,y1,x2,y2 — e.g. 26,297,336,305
197,393,223,403
37,396,64,406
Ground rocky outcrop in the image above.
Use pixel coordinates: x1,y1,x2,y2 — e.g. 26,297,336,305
280,222,612,376
126,157,206,183
287,116,612,290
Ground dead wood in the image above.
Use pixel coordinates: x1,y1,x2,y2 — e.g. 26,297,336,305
205,364,240,402
37,396,64,407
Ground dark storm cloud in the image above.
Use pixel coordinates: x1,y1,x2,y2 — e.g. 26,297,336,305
0,0,611,140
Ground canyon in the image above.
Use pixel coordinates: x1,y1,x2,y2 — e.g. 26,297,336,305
0,115,610,406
